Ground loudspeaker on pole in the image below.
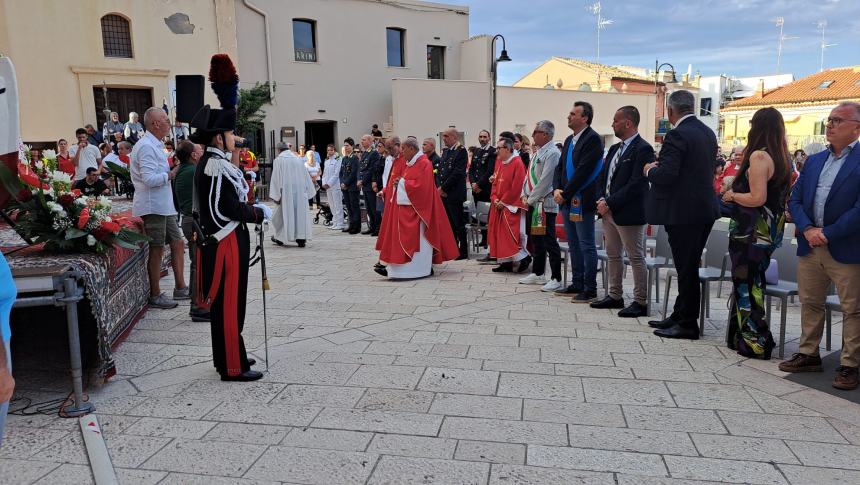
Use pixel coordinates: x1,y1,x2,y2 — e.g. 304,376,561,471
175,75,205,122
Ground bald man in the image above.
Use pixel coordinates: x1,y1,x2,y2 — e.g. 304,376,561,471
437,128,469,260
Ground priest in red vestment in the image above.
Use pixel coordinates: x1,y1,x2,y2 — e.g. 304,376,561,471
376,137,459,278
488,137,528,272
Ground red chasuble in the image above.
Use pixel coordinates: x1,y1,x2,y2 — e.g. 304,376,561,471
377,154,459,264
488,155,526,259
375,155,407,253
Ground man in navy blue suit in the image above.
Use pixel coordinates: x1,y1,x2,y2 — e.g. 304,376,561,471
644,90,720,340
781,101,860,391
552,101,604,303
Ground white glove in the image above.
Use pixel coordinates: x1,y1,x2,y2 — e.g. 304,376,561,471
248,171,257,181
253,203,272,221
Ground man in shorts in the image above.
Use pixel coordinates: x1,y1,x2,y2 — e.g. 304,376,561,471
130,107,189,309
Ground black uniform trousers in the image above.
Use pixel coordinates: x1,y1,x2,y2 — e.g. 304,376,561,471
443,196,468,256
200,226,251,377
346,189,362,229
362,186,378,232
665,223,714,329
529,207,562,281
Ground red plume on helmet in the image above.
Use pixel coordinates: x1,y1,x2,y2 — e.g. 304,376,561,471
208,53,239,109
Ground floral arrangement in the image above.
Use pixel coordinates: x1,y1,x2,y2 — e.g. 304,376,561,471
0,161,149,254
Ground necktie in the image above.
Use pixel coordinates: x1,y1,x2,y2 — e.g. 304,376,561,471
606,142,624,196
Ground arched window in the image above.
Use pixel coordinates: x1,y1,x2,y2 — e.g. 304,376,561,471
101,14,133,58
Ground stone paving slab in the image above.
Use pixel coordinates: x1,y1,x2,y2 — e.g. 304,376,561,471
5,221,860,484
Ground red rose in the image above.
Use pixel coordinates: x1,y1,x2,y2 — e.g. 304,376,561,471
71,189,82,197
100,221,121,234
58,194,75,207
92,226,111,241
15,187,32,202
77,207,90,229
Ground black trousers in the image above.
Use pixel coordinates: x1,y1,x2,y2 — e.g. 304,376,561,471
200,226,250,377
362,186,378,231
346,190,361,228
443,196,467,256
530,207,562,280
665,222,714,328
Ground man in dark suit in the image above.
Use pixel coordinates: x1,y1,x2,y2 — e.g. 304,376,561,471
553,101,604,303
591,106,653,317
438,128,469,260
422,137,442,186
645,90,720,339
469,130,496,248
781,101,860,390
358,134,382,235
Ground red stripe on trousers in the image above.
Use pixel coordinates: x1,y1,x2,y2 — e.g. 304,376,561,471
203,232,243,377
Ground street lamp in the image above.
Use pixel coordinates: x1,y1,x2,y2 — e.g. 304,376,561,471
654,61,677,136
491,34,511,139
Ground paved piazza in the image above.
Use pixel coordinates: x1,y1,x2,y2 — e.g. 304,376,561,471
2,218,860,484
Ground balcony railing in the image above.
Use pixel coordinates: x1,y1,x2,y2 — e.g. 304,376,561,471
295,48,317,63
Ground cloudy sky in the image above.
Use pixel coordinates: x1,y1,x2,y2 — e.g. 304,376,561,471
467,0,860,85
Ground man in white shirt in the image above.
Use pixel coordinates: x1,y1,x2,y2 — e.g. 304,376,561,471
321,143,344,230
69,127,102,181
130,107,189,309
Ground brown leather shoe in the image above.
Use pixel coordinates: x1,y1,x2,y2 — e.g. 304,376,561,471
778,353,823,373
833,366,859,390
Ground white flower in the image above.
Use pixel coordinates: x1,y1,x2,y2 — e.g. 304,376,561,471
74,197,88,206
87,235,96,246
46,201,64,213
35,160,44,170
51,171,72,184
41,149,57,160
97,196,112,209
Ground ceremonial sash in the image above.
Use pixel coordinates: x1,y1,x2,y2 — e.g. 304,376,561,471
565,139,603,221
526,154,546,235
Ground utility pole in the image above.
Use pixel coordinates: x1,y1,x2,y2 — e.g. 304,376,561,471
589,2,613,86
775,17,798,74
818,20,837,72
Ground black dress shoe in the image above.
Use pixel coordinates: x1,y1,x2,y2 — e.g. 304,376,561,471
297,239,306,247
516,256,532,273
220,370,264,382
374,266,388,277
477,255,496,264
349,227,361,234
654,323,699,340
554,285,583,296
342,227,351,232
190,311,211,322
618,301,648,318
371,232,379,237
648,317,677,329
492,262,514,272
361,229,373,235
571,291,598,303
271,237,284,246
590,296,625,309
247,358,256,366
455,254,468,261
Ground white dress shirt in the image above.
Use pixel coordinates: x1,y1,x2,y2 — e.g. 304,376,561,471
130,131,176,216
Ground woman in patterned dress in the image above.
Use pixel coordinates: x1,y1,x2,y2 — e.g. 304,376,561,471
722,107,792,359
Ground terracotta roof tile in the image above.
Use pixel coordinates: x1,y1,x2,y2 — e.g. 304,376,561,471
553,57,653,82
724,66,860,110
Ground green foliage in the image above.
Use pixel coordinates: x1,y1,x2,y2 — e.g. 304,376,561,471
237,82,272,138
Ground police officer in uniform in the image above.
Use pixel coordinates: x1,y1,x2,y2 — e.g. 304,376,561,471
339,138,361,234
468,129,496,247
438,128,469,260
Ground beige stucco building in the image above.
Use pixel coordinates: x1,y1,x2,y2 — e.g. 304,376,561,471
0,0,237,144
234,0,471,155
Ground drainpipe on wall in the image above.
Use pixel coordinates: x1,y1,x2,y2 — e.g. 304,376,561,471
241,0,275,103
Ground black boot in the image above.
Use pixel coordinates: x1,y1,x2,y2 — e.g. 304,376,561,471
297,239,306,247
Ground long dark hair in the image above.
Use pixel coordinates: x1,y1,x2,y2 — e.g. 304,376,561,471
734,107,791,202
